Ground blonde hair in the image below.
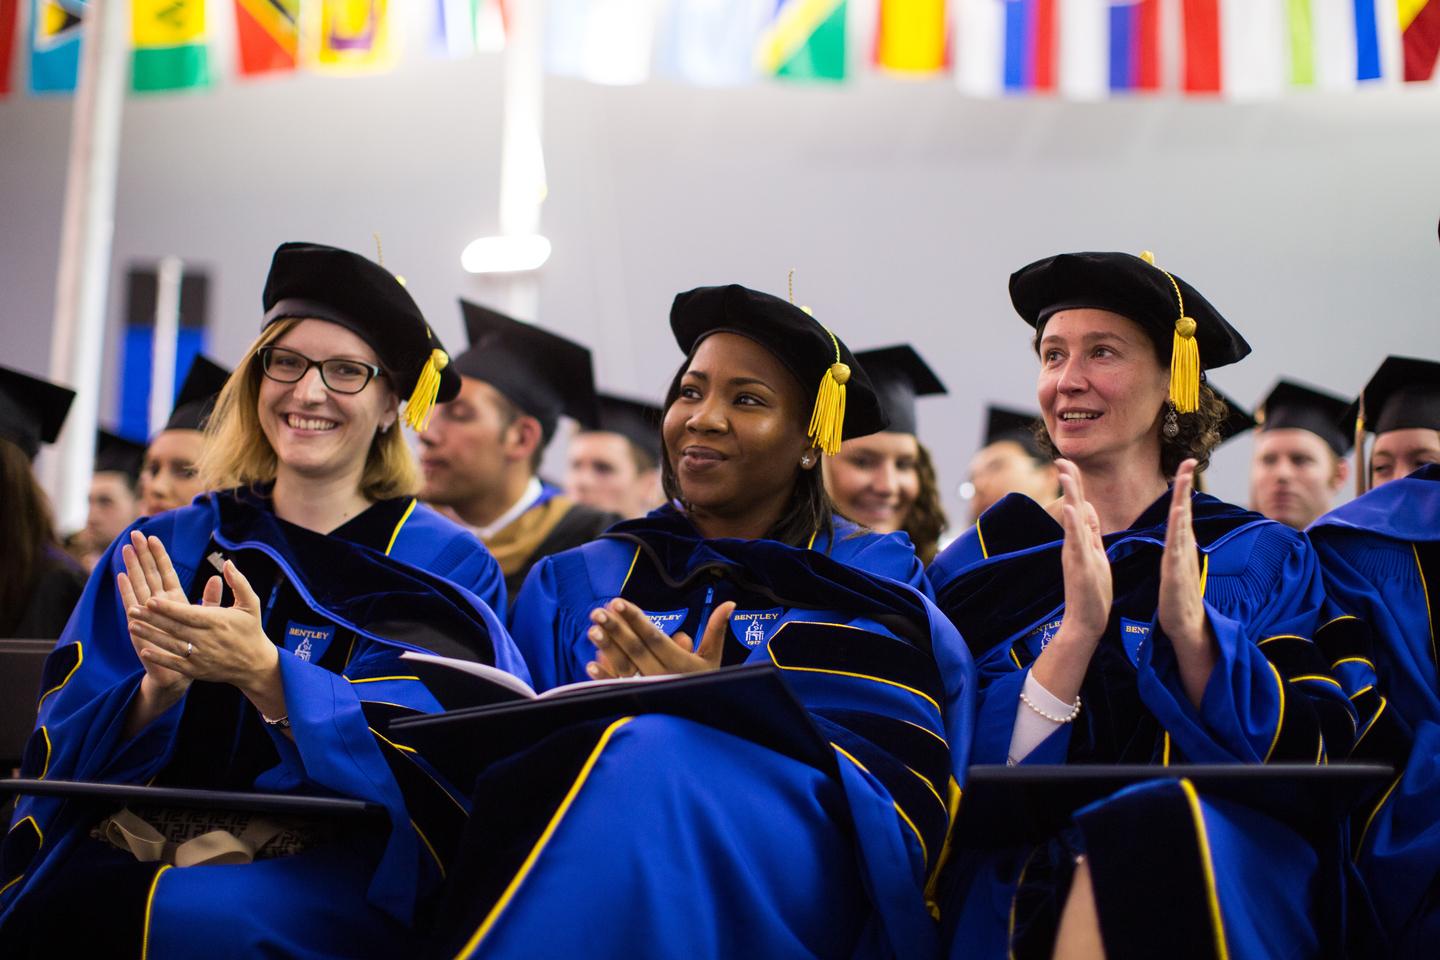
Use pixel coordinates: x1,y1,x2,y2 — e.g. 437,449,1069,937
198,318,419,501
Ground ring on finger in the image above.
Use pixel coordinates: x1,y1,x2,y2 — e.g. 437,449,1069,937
184,641,193,659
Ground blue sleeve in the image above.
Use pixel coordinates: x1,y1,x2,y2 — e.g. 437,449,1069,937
508,557,586,692
1138,528,1356,764
444,542,508,622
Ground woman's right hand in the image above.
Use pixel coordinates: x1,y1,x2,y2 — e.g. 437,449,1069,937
117,531,195,698
1054,459,1112,651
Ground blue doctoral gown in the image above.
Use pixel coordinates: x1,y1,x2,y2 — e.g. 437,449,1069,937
1310,463,1440,957
0,490,527,958
927,489,1359,959
438,507,975,960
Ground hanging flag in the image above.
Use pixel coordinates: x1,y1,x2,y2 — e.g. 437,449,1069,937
547,0,660,85
28,0,85,94
876,0,948,72
1180,0,1220,91
996,0,1056,92
313,0,395,73
437,0,506,57
1107,0,1160,91
132,0,211,92
654,0,771,86
1400,0,1440,80
755,0,848,81
0,0,19,97
234,0,300,76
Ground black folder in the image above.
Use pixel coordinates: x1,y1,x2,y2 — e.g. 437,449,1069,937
388,662,834,791
953,763,1395,849
0,639,52,768
0,779,385,820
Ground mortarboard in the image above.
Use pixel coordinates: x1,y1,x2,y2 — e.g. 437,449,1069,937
453,300,600,441
1255,379,1354,457
95,429,146,481
852,345,946,437
261,241,460,431
591,393,664,462
1210,387,1257,447
669,284,887,454
163,355,231,433
0,365,77,460
1009,251,1251,416
1353,355,1440,437
983,405,1047,461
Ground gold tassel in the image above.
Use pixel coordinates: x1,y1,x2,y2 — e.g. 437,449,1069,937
1170,316,1200,413
1354,393,1368,497
403,348,448,432
808,361,849,456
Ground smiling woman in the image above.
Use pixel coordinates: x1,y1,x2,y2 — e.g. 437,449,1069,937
927,252,1366,960
0,243,528,958
447,284,975,959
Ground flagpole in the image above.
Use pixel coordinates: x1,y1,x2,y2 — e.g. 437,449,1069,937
148,256,184,436
497,0,546,321
43,0,129,533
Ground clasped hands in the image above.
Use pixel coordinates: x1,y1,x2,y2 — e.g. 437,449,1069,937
118,531,278,707
585,598,738,680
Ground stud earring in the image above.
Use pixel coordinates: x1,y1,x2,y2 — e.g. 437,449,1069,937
800,452,816,468
1162,402,1180,439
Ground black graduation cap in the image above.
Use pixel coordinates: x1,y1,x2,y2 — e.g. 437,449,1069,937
669,284,887,453
1009,251,1252,415
1210,387,1257,446
591,393,664,462
1255,379,1354,456
1352,355,1440,435
852,345,946,437
261,242,460,430
163,355,231,433
983,405,1046,460
0,365,76,460
95,429,146,480
452,300,599,441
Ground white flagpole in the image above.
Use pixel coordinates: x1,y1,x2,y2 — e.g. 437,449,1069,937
148,256,184,436
43,0,129,533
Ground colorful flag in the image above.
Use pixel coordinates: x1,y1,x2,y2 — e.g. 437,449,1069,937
1000,0,1056,92
546,0,660,85
132,0,211,92
0,0,19,96
1400,0,1440,80
313,0,394,73
234,0,300,76
437,0,506,57
875,0,947,72
1180,0,1220,92
756,0,848,81
1107,0,1160,91
28,0,85,94
653,0,771,86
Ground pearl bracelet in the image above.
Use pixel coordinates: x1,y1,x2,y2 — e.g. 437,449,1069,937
1019,689,1082,724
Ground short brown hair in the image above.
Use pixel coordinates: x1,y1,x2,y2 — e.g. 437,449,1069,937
902,442,948,565
198,318,419,500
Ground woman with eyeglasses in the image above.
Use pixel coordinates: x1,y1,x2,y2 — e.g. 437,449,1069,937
1,243,526,958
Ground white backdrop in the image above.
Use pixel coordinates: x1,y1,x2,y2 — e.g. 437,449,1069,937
3,38,1439,529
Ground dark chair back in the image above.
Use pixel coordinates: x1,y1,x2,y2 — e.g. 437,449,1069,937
0,639,53,771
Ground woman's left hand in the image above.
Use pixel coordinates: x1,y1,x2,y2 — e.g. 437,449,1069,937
1158,459,1217,705
585,599,737,679
129,560,278,698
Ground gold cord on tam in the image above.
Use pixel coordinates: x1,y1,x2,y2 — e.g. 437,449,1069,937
1140,250,1201,414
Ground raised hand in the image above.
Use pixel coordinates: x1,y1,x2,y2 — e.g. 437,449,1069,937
585,599,737,679
129,560,278,697
1031,460,1113,706
1056,459,1112,648
117,532,195,697
1158,459,1216,705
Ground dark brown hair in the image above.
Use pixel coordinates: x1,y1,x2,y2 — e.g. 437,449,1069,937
659,351,837,550
1032,322,1228,480
0,438,63,635
902,442,948,565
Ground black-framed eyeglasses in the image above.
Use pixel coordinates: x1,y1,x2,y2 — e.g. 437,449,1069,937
257,345,384,395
